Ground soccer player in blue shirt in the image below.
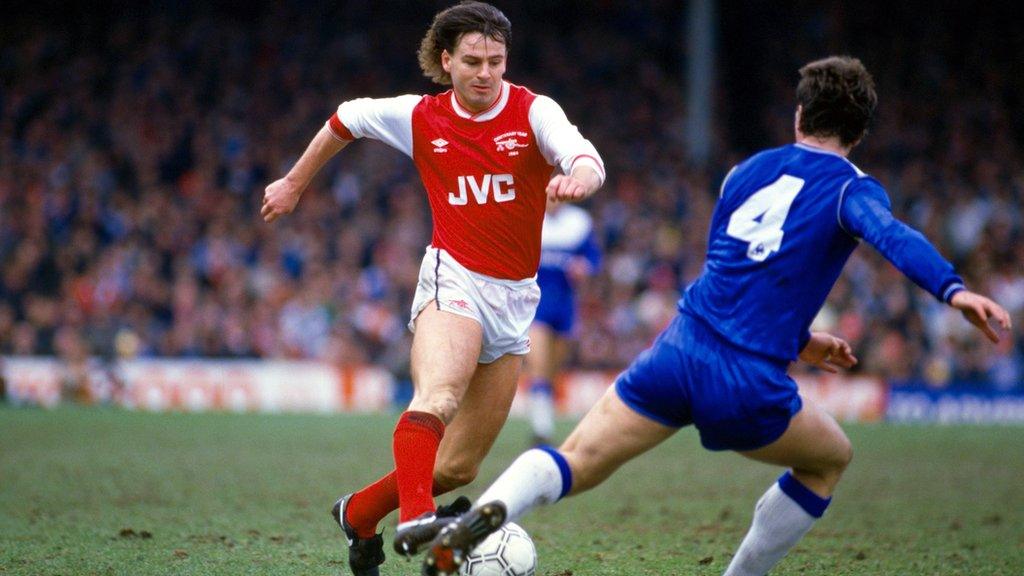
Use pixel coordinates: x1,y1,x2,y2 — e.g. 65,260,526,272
526,199,602,445
420,56,1012,576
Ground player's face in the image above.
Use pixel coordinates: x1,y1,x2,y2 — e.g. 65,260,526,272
442,32,507,113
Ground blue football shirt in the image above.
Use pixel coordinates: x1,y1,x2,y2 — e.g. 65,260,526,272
683,143,963,361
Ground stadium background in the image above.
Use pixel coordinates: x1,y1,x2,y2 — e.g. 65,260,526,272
3,3,1024,576
1,1,1022,416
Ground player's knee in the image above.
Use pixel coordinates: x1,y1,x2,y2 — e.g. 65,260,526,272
813,435,853,488
835,434,851,467
409,387,461,423
816,418,853,475
834,435,853,472
793,432,852,492
827,430,851,471
434,460,478,491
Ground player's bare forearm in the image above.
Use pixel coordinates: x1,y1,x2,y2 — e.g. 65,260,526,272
570,165,602,198
262,125,349,222
286,125,349,188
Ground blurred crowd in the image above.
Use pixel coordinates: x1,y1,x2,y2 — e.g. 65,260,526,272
1,2,1021,390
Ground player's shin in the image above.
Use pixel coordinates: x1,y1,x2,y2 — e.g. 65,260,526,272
394,411,446,521
475,446,572,523
723,472,831,576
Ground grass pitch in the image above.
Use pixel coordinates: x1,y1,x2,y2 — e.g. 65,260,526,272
1,406,1022,575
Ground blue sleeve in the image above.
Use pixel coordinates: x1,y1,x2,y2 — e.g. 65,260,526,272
839,178,965,303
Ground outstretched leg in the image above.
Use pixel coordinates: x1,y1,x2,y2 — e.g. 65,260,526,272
337,305,481,574
397,305,483,519
423,385,677,574
724,399,853,576
394,352,523,557
337,351,520,542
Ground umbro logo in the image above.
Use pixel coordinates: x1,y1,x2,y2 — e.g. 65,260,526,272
432,138,449,153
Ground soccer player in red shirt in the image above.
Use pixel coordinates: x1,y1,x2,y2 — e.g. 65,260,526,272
262,3,604,575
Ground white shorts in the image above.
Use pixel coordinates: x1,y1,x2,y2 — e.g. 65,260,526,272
409,246,541,364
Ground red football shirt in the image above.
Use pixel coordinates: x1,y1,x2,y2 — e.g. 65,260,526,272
329,81,604,280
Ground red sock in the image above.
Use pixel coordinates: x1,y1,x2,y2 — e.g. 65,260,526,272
345,432,455,538
393,410,445,523
346,471,399,539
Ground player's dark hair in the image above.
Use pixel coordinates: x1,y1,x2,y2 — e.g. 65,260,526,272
418,1,511,85
796,56,877,147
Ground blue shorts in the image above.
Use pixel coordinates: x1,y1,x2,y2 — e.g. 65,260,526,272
615,311,802,451
533,285,576,336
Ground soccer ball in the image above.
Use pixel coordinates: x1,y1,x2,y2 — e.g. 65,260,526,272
459,522,537,576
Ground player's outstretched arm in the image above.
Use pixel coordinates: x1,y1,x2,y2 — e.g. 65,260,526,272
545,165,602,203
841,179,972,300
798,332,858,373
841,180,1013,343
949,290,1012,343
262,125,350,223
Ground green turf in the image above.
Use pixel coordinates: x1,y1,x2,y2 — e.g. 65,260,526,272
1,406,1022,575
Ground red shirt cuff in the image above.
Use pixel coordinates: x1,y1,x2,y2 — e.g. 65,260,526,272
328,113,355,141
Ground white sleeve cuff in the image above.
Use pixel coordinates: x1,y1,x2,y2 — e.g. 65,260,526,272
569,155,606,185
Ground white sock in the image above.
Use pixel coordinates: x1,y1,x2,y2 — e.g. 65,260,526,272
724,472,831,576
529,381,556,441
476,447,571,523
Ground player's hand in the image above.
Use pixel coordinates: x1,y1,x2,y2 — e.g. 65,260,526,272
799,331,858,373
545,174,590,202
949,290,1012,343
261,177,304,223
